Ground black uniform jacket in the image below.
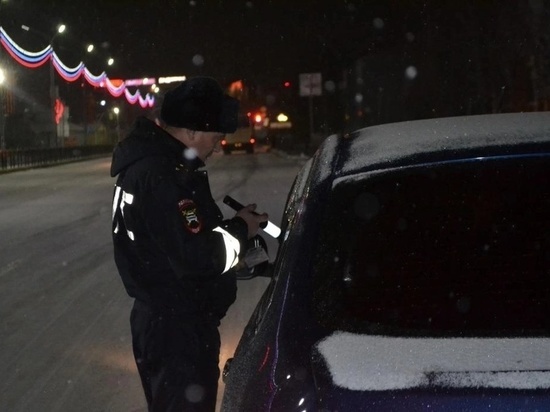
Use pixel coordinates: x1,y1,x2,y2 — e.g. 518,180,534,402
110,116,248,320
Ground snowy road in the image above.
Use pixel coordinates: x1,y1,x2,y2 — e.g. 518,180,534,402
0,150,308,412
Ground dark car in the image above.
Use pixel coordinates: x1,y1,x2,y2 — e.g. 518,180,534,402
221,112,550,411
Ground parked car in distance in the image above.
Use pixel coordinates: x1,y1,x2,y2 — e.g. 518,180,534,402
221,113,255,154
221,112,550,411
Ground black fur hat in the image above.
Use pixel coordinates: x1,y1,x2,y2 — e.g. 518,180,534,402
160,76,239,133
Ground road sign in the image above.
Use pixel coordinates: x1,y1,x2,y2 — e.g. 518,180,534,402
299,72,322,97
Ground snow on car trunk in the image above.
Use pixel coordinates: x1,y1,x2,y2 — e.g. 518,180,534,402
316,331,550,391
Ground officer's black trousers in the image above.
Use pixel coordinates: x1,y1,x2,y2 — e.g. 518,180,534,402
130,301,221,412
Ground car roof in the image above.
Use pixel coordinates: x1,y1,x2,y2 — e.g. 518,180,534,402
312,112,550,185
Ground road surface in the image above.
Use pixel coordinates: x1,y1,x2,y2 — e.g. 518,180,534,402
0,149,309,411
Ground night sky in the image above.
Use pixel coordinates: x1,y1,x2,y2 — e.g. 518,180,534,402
1,0,433,87
2,0,548,136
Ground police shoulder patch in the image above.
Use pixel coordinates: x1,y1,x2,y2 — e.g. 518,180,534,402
178,199,202,233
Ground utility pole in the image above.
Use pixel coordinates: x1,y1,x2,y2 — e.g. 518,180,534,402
21,23,66,148
0,66,5,150
49,24,66,148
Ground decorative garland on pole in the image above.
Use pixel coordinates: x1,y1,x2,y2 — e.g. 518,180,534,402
0,26,155,108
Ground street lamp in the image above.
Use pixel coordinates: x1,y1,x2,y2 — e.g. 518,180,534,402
81,43,97,143
84,41,115,71
113,106,120,142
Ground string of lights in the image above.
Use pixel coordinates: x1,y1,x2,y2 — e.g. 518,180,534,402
0,26,155,108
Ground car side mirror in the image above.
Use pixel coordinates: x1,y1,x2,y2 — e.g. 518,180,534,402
234,235,273,280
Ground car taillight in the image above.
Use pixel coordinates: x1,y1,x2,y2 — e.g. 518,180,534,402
250,138,256,144
221,139,227,145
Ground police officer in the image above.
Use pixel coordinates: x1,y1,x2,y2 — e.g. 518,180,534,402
110,76,267,411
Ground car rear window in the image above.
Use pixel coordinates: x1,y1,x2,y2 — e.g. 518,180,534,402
236,114,251,128
314,155,550,337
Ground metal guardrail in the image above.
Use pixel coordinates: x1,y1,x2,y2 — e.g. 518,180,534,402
0,145,114,173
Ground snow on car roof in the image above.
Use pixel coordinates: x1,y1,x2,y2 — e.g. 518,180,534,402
330,112,550,177
316,332,550,391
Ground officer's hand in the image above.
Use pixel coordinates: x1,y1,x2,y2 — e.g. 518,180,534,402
235,204,268,239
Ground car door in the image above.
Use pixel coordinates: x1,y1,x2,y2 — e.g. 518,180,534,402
221,159,315,410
